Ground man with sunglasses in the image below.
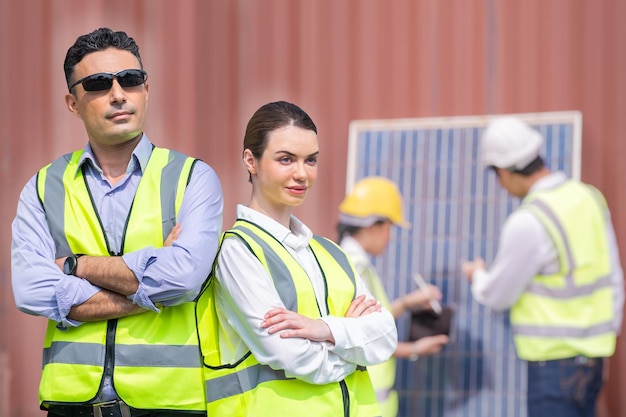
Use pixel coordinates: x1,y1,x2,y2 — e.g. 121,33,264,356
461,117,623,417
11,27,223,417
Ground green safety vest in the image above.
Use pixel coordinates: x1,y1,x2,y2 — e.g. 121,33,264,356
196,220,381,417
510,180,617,361
36,147,207,411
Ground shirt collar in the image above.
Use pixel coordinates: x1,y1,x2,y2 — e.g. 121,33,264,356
74,133,153,176
339,234,370,268
235,204,313,250
529,171,568,192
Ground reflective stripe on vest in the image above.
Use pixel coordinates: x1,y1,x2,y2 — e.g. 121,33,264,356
37,147,206,410
44,342,201,367
510,180,616,361
196,220,380,417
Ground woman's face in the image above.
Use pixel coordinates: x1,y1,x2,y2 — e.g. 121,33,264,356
244,125,319,212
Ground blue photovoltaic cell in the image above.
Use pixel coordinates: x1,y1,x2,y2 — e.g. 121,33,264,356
346,113,581,417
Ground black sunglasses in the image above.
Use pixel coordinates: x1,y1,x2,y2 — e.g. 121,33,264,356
69,69,148,92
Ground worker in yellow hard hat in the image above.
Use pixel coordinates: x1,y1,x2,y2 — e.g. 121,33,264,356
337,176,449,417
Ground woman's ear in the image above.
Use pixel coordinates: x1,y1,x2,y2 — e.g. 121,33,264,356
243,149,257,175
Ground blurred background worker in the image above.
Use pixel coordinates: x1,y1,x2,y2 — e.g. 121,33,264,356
337,176,450,417
462,117,624,417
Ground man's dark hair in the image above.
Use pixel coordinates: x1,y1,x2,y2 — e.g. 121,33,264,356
64,27,143,90
336,220,386,244
490,156,545,178
512,156,545,176
336,224,362,244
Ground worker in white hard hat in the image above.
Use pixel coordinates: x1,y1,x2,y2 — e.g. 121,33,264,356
337,176,449,417
462,116,624,417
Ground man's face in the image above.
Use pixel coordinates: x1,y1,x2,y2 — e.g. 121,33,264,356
65,48,149,147
495,168,526,198
369,221,392,256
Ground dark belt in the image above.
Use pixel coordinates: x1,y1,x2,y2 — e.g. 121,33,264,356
47,401,150,417
529,355,602,367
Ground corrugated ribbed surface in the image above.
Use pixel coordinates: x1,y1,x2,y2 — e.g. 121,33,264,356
1,1,625,416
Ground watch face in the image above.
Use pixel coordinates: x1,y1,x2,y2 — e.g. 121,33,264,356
63,256,76,275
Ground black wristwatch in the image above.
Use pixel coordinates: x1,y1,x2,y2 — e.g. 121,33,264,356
63,254,84,275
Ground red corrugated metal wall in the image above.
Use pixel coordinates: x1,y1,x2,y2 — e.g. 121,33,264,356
1,1,625,416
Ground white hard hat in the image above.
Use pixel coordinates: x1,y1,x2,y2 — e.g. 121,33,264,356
480,116,543,170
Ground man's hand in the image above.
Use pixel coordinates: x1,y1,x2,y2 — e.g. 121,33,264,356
461,258,486,283
67,290,146,322
413,334,449,356
400,285,442,311
54,257,64,270
54,223,182,271
261,308,335,343
390,284,442,318
164,223,181,247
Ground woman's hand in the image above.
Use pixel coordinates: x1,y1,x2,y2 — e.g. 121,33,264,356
261,307,335,343
261,295,382,345
344,294,382,318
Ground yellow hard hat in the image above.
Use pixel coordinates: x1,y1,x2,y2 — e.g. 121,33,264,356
339,176,411,228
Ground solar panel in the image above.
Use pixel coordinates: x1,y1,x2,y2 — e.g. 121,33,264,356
346,111,581,417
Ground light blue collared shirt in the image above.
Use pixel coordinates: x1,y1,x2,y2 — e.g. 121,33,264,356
11,134,224,328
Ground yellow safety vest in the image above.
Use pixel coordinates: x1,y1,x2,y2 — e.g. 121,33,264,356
196,220,381,417
353,262,398,417
510,180,617,361
36,148,206,411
